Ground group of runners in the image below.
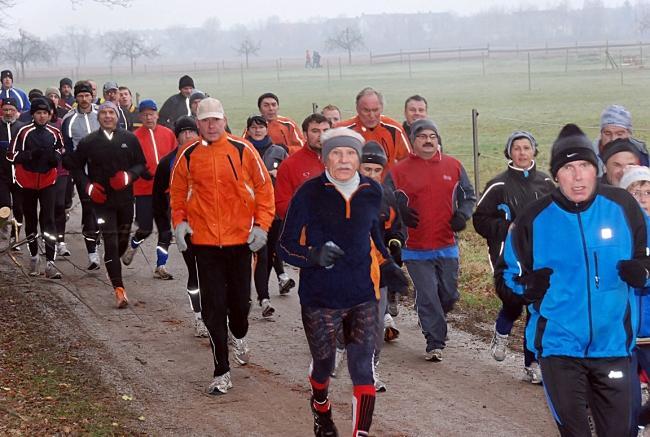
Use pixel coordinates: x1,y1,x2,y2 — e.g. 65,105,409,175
2,69,650,436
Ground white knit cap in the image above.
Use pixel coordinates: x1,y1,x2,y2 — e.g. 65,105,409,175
619,165,650,189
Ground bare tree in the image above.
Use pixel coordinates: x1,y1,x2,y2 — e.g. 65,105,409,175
326,26,364,65
64,27,92,68
103,32,159,75
235,37,261,68
0,29,52,79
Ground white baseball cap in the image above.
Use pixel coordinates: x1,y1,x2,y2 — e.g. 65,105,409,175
197,97,225,120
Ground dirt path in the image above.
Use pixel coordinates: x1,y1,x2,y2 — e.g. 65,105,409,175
4,206,558,436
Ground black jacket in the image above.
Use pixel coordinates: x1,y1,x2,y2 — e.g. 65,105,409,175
152,146,177,231
65,128,147,207
0,119,25,185
472,162,555,268
158,93,190,129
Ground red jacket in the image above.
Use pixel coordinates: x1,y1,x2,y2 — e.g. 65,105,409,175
385,152,476,250
133,124,176,196
274,145,324,219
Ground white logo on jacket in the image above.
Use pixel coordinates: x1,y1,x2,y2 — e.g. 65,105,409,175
600,228,613,240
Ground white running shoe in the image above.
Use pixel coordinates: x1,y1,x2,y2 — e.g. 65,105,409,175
153,265,174,280
56,242,71,257
261,298,275,318
384,314,400,342
231,334,250,365
490,326,509,362
524,362,543,384
87,252,100,271
194,318,209,338
29,255,40,276
331,347,345,377
207,371,232,395
121,243,137,265
45,261,62,279
278,275,295,295
424,349,443,362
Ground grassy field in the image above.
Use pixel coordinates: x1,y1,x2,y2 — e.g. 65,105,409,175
17,54,650,319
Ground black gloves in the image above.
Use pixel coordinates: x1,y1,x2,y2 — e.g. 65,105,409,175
395,191,419,228
388,239,402,266
308,241,345,267
618,260,649,288
450,211,467,232
47,149,59,167
380,260,409,294
515,267,553,304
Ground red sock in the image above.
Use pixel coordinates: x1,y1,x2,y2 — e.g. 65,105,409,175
352,384,375,435
309,375,330,413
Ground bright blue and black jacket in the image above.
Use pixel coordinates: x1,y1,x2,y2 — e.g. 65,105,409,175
495,184,650,359
279,172,389,309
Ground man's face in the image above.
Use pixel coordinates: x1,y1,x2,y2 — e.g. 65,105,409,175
557,160,598,203
190,98,202,116
605,151,640,186
326,147,359,182
356,93,382,129
304,121,330,151
177,129,197,145
2,105,18,123
629,181,650,215
88,81,97,99
47,93,60,108
98,108,118,131
412,129,440,160
248,121,267,141
33,109,50,126
360,163,384,183
76,92,93,112
259,98,279,121
404,100,427,125
510,138,534,169
2,77,12,89
118,89,132,107
322,109,341,125
104,88,118,103
198,117,226,142
139,108,159,129
601,125,630,148
180,86,193,98
61,84,72,98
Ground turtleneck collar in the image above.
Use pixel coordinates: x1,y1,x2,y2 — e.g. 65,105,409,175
325,169,360,200
249,135,272,152
507,160,536,179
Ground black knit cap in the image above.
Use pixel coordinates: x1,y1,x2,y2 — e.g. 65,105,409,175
1,70,12,81
178,75,194,90
30,97,51,115
59,77,73,88
362,141,387,167
174,115,198,137
550,124,598,177
74,82,92,96
2,97,18,108
600,138,642,165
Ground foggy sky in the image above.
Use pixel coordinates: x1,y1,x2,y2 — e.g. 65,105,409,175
7,0,631,36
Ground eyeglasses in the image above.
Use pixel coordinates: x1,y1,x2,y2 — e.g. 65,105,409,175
631,190,650,199
415,133,438,141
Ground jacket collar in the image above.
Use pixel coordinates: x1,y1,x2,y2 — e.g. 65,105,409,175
507,161,537,180
551,184,599,213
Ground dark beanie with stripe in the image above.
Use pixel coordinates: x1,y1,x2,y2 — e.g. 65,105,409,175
549,123,598,177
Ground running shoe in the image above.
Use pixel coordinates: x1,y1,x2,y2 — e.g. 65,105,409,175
278,275,295,295
490,326,509,362
524,362,543,385
383,314,400,342
374,362,387,392
194,318,209,338
121,242,137,266
207,371,232,395
311,397,338,437
231,334,250,365
154,265,174,280
87,252,100,271
424,349,443,362
45,261,62,279
56,242,71,257
261,298,275,318
114,286,129,309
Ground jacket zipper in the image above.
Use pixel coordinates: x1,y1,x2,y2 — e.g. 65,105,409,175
577,212,593,356
593,252,600,289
